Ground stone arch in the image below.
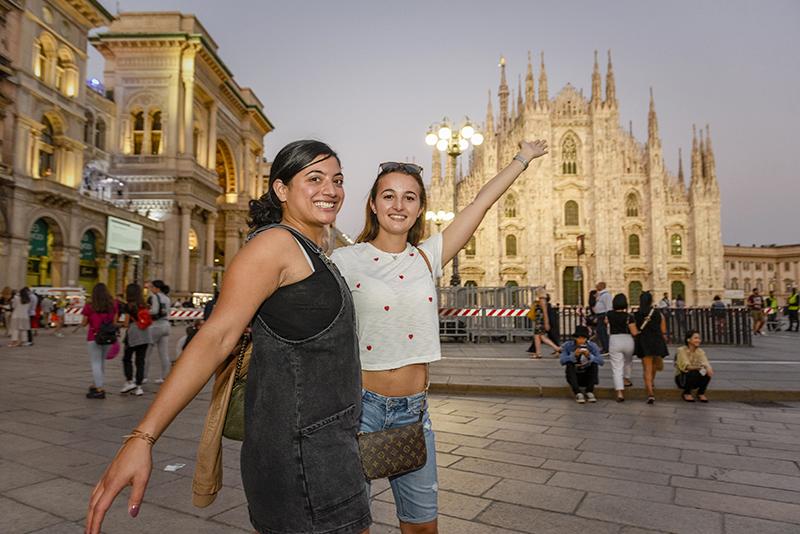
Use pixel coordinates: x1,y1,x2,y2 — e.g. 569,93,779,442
76,223,106,252
34,32,57,81
78,226,104,291
27,212,67,248
564,200,579,226
559,131,580,175
505,234,517,257
625,190,640,217
26,214,68,287
216,139,237,194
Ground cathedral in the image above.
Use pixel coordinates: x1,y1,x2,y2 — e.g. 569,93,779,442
426,52,724,306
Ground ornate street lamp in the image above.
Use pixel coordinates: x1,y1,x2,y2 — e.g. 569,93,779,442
425,118,483,286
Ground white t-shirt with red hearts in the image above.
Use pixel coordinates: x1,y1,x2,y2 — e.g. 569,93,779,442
330,233,443,371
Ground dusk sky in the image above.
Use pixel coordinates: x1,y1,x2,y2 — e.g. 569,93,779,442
89,0,800,245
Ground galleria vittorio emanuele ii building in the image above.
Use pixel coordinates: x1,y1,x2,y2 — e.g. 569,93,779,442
426,52,724,306
0,2,272,298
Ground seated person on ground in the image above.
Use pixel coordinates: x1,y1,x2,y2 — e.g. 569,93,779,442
674,329,713,402
560,325,604,404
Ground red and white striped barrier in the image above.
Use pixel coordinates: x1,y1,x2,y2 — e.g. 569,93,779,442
169,309,204,321
438,308,532,317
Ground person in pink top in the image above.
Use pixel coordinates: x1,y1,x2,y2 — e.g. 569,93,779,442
81,283,119,399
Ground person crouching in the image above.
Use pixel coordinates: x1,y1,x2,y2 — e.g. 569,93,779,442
674,329,713,402
560,325,604,404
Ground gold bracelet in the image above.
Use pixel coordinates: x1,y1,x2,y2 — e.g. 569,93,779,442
123,429,157,446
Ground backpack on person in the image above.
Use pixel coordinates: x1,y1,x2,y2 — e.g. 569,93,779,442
95,319,119,345
136,306,153,330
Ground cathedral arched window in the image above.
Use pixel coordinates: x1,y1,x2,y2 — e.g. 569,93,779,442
465,236,476,258
38,116,55,178
132,111,144,155
670,234,683,256
564,201,579,226
505,234,517,257
626,193,639,217
504,193,517,218
95,119,106,151
628,234,640,257
561,136,578,175
150,111,162,155
628,281,643,305
731,278,738,290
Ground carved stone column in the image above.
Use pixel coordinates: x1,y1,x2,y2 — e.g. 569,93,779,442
97,256,109,285
178,202,192,293
207,101,218,170
205,212,217,268
50,249,65,287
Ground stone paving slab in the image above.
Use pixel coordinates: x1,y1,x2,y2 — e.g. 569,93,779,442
1,329,800,533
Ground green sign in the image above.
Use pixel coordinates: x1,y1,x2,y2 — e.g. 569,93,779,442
79,265,98,279
29,219,48,257
80,231,97,261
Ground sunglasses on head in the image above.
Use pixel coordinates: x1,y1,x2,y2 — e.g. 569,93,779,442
378,162,424,176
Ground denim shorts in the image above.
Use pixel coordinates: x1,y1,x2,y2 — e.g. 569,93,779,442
360,389,438,524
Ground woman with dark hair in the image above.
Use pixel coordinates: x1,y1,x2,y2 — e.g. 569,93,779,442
526,287,561,358
86,140,371,534
606,293,636,402
144,279,171,383
120,283,152,397
675,330,713,402
8,288,31,347
81,283,119,399
331,139,548,533
634,291,669,404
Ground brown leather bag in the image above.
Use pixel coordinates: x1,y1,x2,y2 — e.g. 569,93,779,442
357,246,433,480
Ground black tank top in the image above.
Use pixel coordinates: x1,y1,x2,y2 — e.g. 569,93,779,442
254,228,341,341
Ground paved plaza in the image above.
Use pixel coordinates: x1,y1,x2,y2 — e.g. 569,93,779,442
1,328,800,533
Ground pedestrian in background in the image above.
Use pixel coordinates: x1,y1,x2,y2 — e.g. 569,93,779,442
53,296,65,337
747,288,764,335
0,286,12,337
26,289,38,346
145,280,171,383
8,288,31,347
675,329,713,402
606,293,636,402
546,294,561,348
40,295,53,329
787,287,799,332
634,291,669,404
526,287,561,358
593,281,612,353
560,325,603,404
119,283,152,397
81,283,119,399
711,295,727,339
765,291,780,332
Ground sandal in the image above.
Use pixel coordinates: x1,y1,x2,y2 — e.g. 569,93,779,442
682,393,696,402
529,353,542,359
616,395,625,403
697,395,709,403
623,379,633,388
646,396,655,405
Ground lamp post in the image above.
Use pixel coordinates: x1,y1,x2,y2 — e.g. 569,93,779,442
425,118,484,286
425,210,454,287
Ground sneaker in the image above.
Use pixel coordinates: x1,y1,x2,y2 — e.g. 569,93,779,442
86,388,106,399
586,392,597,403
120,381,137,394
154,378,165,384
142,378,149,384
134,386,144,396
55,333,64,338
575,392,586,404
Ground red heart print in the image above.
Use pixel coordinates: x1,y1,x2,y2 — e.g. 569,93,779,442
408,334,414,340
399,275,405,280
356,283,361,288
366,345,372,351
373,257,379,262
428,297,433,302
410,252,415,256
384,306,390,311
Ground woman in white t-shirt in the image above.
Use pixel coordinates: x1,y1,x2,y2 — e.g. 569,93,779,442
331,139,548,533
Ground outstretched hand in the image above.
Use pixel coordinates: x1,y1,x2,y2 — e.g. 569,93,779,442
518,139,549,161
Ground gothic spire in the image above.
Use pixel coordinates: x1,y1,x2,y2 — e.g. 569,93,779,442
677,148,685,187
705,124,716,181
525,50,535,107
605,50,617,108
591,50,602,108
431,145,442,185
691,124,702,184
498,56,509,129
538,51,548,107
485,89,494,135
699,127,707,180
648,87,660,145
517,75,523,117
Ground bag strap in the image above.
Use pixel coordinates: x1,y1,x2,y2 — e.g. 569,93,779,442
417,247,433,276
232,331,251,382
639,307,656,331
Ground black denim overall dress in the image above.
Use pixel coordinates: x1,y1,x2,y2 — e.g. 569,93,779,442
241,224,370,534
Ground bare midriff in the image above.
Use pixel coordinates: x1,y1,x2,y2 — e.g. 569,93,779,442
362,363,427,397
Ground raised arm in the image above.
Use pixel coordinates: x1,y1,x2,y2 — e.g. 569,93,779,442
441,139,548,264
85,228,300,534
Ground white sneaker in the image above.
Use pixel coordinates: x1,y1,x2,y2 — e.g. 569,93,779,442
575,392,586,404
586,392,597,403
120,382,137,394
154,378,165,384
142,378,148,384
134,386,144,396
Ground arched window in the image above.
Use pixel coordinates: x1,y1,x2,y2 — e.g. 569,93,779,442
628,281,643,305
628,234,640,257
756,279,763,292
464,280,478,287
84,113,94,144
150,111,162,155
505,234,517,257
744,278,751,292
504,193,517,218
561,135,577,175
55,56,66,91
670,234,683,256
564,200,579,226
465,236,476,258
731,278,738,290
95,119,106,151
132,111,144,155
38,117,55,178
671,281,685,300
626,193,639,217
